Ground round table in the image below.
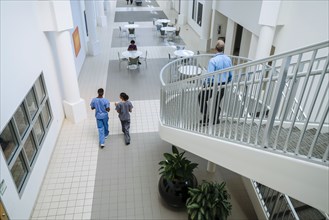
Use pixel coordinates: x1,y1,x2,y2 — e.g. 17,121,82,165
124,24,139,29
161,27,176,32
156,19,171,23
122,50,143,58
178,65,202,76
174,50,194,57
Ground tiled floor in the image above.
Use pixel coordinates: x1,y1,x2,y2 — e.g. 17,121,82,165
31,1,256,220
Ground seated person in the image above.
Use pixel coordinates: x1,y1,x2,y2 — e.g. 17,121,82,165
127,40,141,64
127,40,137,51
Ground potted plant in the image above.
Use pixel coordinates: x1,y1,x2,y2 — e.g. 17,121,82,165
158,145,198,208
186,180,232,220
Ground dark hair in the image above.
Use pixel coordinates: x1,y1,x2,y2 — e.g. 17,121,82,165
130,40,135,44
120,92,129,101
98,88,104,95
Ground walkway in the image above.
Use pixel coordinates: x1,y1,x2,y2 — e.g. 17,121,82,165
31,1,256,219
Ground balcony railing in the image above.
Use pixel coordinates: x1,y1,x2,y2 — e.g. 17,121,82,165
160,41,329,165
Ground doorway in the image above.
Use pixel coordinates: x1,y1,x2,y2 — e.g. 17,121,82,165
233,24,243,56
0,200,9,220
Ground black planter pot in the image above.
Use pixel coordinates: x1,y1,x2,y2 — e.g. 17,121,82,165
158,174,198,208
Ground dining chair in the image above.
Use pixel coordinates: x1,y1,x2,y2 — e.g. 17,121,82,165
160,30,166,38
128,21,134,24
118,52,128,62
168,53,177,61
128,57,140,70
119,26,127,37
140,50,147,61
175,27,181,37
162,22,168,27
128,28,136,40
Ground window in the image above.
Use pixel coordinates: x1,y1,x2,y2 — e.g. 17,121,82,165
33,116,45,145
197,2,203,26
0,73,52,193
192,0,196,21
0,123,18,162
13,104,29,138
35,77,46,104
26,89,38,119
22,133,37,165
11,153,28,191
42,101,51,128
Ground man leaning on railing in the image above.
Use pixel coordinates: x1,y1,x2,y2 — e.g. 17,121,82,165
198,40,232,125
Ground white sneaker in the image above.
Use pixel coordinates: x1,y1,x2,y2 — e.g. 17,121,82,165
100,144,105,149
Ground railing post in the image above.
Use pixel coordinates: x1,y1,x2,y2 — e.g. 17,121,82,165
262,56,292,148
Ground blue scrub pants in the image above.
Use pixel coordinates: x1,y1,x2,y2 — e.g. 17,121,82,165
97,117,109,145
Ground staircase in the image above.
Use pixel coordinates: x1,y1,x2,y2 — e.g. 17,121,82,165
255,182,328,220
159,41,329,215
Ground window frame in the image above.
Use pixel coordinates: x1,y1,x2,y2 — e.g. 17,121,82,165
0,72,53,195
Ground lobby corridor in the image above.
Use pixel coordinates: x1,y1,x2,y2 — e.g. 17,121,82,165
31,1,256,219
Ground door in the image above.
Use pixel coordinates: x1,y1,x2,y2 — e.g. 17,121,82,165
0,200,9,220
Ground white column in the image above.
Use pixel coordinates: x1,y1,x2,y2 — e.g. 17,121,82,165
55,31,87,123
96,1,107,27
104,0,110,12
199,1,212,51
248,33,258,60
239,28,252,58
255,26,276,59
85,0,100,56
224,18,236,55
178,0,188,25
207,161,216,173
255,0,281,59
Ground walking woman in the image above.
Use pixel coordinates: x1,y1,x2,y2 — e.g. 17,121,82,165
115,92,133,145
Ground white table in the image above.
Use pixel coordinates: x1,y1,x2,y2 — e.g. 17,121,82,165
122,50,143,58
156,19,171,25
174,49,194,57
124,24,140,29
178,65,202,76
161,27,176,32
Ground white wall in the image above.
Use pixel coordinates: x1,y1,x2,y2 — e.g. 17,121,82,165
0,2,65,219
274,1,329,54
211,10,228,48
215,0,262,37
70,1,87,76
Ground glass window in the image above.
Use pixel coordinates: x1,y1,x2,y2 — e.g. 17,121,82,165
10,153,28,191
0,123,18,162
192,0,196,20
35,77,46,104
13,104,29,138
23,133,37,165
26,89,38,119
33,116,45,145
41,101,51,127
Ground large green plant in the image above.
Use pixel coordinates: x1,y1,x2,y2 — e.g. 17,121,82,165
158,145,198,181
186,180,232,220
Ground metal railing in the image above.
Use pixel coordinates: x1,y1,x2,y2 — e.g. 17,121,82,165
252,180,329,220
160,41,329,165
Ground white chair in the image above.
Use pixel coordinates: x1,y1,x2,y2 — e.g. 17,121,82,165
119,26,127,37
118,52,128,62
128,28,136,40
128,57,140,70
140,50,148,61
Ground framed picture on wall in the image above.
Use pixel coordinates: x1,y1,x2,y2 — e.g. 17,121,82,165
72,27,81,57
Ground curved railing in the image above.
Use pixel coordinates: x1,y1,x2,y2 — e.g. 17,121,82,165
159,41,329,165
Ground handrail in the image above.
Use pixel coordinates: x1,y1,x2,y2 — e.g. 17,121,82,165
252,180,329,220
159,41,329,165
